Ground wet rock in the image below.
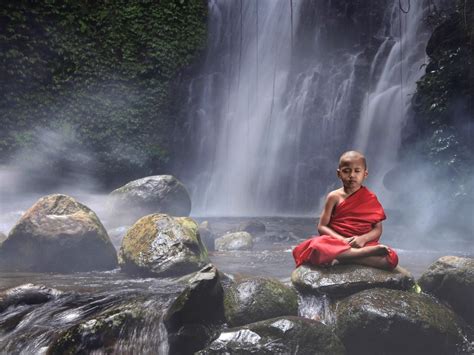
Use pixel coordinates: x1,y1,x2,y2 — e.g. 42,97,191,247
119,214,209,277
215,232,253,251
164,264,224,354
0,284,61,312
197,316,345,354
335,288,467,355
291,264,414,297
223,276,298,327
199,221,216,252
418,256,474,325
238,219,266,235
108,175,191,224
0,232,6,245
0,194,117,273
48,302,147,354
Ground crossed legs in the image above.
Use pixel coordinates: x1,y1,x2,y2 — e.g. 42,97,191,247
335,244,392,270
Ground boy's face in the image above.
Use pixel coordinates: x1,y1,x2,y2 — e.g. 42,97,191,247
337,157,368,190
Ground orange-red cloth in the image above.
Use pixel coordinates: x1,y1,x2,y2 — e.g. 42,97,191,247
292,186,398,269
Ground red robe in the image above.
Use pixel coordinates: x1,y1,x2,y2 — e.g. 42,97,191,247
293,186,398,269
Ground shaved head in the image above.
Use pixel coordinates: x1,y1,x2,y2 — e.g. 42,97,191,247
338,150,367,170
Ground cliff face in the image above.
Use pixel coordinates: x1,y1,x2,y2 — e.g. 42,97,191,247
0,1,207,188
407,0,473,181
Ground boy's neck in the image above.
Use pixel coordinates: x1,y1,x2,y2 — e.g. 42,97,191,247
343,185,363,196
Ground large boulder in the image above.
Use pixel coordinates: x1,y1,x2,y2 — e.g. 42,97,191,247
0,232,6,246
335,288,467,354
164,264,225,354
108,175,191,223
197,316,345,354
291,264,415,297
215,232,253,251
119,214,209,277
418,256,474,325
0,194,117,272
223,276,298,327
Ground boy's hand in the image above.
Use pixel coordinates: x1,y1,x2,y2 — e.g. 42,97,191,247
349,236,366,248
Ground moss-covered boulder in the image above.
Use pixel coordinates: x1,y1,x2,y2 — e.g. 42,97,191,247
119,214,209,277
108,175,191,224
0,284,62,313
0,194,117,272
418,256,474,325
197,316,345,354
215,232,253,251
164,264,225,354
47,302,148,354
223,276,298,327
335,288,467,354
291,264,414,297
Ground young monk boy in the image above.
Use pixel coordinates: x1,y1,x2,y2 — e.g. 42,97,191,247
292,150,398,270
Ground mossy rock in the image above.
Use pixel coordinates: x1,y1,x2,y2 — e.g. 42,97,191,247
291,264,414,297
223,276,298,327
418,256,474,325
47,302,147,354
335,288,467,354
215,232,253,251
0,194,117,272
119,214,209,277
197,316,345,354
108,175,191,224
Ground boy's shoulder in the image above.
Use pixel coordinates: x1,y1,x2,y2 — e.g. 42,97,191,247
326,188,345,202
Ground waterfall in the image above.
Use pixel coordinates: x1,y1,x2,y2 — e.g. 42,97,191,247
354,1,432,192
180,0,433,216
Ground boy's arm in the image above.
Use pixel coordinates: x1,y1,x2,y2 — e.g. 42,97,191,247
317,193,347,241
349,222,383,248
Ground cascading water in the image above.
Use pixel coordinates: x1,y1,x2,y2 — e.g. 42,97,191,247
179,0,437,217
354,1,433,192
181,0,371,216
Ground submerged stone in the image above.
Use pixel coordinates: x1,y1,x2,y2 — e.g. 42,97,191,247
215,232,253,251
0,284,62,312
418,256,474,325
291,264,414,297
335,288,467,354
48,301,148,354
119,214,209,277
108,175,191,224
238,219,266,235
0,194,117,273
223,276,298,327
197,316,345,354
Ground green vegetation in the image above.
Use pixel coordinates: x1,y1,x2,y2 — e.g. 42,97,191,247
0,0,207,185
410,0,473,182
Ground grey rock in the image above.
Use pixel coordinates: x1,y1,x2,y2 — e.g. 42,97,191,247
0,284,62,312
164,264,224,354
292,264,415,297
418,256,474,325
335,288,467,355
108,175,191,224
215,232,253,251
197,316,345,354
238,219,266,235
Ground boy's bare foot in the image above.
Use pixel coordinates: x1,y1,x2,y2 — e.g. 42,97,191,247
375,244,389,256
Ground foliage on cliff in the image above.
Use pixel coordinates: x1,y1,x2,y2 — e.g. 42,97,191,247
0,0,207,186
410,1,473,182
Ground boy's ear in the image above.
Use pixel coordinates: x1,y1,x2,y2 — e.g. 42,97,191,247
336,169,341,177
364,170,369,178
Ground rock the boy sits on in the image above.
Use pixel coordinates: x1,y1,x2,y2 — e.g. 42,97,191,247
293,151,398,270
